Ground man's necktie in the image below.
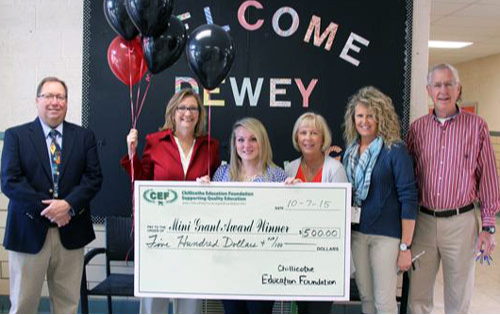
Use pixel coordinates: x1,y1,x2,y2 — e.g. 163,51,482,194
49,129,61,198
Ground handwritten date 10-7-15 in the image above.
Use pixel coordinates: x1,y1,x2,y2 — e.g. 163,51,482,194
283,199,331,210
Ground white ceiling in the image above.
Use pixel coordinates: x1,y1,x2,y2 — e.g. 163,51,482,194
429,0,500,66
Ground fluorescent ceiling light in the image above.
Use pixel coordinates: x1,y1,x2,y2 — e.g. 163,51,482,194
429,40,473,49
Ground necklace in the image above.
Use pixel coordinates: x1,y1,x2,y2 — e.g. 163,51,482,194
243,173,259,182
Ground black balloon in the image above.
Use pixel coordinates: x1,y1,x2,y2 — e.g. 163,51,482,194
103,0,139,41
142,16,187,74
125,0,174,37
186,24,236,91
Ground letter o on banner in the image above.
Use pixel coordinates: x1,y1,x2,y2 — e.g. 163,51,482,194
272,7,299,37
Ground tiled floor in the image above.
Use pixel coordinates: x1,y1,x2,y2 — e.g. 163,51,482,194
431,227,500,314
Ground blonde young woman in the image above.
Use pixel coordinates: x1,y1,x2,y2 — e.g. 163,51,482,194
201,117,286,313
342,86,417,313
212,117,287,183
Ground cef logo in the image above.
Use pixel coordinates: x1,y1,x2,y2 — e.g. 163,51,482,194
143,189,178,205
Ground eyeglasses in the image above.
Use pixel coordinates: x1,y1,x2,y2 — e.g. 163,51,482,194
177,106,199,113
430,81,457,90
38,94,67,102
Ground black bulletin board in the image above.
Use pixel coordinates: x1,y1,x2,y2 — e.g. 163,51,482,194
82,0,412,217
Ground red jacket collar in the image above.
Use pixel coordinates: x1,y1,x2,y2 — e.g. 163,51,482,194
159,128,211,143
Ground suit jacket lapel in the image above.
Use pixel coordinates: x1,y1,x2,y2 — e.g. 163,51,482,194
29,118,52,181
59,121,74,180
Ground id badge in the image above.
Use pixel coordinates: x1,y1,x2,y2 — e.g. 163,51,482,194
351,206,361,224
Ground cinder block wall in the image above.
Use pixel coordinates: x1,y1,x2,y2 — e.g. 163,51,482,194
0,0,135,297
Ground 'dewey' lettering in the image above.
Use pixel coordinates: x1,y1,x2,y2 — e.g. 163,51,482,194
176,76,319,108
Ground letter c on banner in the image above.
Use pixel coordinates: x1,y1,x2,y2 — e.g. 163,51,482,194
238,0,264,31
272,7,299,37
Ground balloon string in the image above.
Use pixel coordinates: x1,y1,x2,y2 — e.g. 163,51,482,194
134,74,152,127
127,132,135,262
208,104,212,178
127,44,137,263
133,58,145,128
128,46,134,126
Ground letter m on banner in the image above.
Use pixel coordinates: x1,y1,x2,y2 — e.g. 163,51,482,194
303,15,339,51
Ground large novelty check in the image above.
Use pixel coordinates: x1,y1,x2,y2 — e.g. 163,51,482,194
134,181,351,301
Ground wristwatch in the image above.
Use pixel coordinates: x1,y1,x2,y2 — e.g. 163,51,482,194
482,226,496,234
399,243,412,251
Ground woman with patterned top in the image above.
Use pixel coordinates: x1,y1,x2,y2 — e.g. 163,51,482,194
207,117,286,313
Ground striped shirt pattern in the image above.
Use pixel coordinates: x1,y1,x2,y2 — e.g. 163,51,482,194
406,109,499,226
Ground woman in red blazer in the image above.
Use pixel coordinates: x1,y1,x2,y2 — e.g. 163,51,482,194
121,88,220,313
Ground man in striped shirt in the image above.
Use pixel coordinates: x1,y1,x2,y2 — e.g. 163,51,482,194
406,63,499,314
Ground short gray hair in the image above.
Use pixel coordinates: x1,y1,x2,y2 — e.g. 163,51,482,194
427,63,460,85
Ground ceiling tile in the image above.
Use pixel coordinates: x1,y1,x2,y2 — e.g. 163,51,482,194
454,4,500,17
431,2,469,15
478,0,500,5
432,16,500,28
433,0,480,3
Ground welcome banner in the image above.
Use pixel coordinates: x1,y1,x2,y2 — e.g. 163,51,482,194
83,0,412,216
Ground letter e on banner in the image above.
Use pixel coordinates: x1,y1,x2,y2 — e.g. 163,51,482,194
339,32,370,66
270,78,291,107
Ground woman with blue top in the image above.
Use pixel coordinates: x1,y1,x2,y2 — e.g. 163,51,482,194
342,86,417,313
211,117,286,313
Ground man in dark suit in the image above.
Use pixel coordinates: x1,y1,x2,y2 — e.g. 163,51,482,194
1,77,102,313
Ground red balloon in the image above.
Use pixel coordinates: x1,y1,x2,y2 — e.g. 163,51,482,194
107,36,147,85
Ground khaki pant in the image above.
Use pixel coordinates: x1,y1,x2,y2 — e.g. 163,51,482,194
408,210,478,314
9,227,84,314
351,231,400,314
140,297,202,314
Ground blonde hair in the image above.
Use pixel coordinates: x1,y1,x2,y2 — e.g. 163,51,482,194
160,88,205,136
343,86,401,148
229,117,276,181
291,112,332,152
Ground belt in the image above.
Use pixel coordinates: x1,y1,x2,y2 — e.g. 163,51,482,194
420,203,475,218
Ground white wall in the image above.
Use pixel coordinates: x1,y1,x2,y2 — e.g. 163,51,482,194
455,54,500,132
0,0,430,298
0,0,130,298
0,0,83,131
454,54,500,178
411,0,431,123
